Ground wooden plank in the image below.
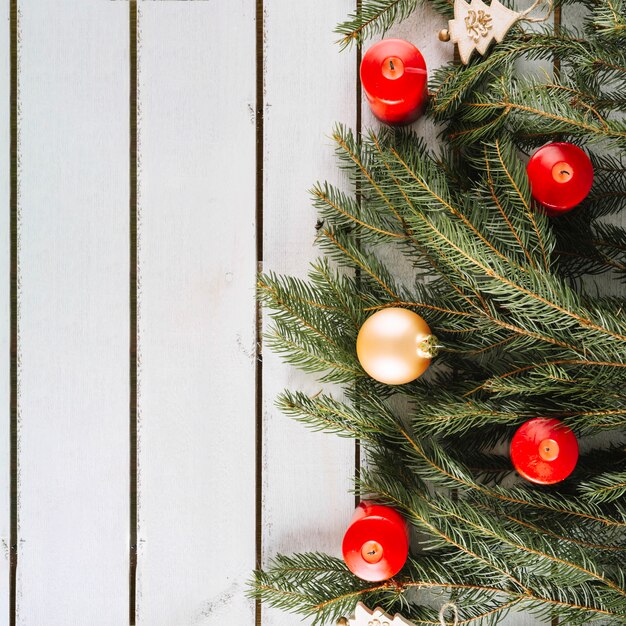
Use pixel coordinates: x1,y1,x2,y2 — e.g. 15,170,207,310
135,3,257,624
360,15,548,626
15,1,129,623
261,2,357,625
0,0,10,621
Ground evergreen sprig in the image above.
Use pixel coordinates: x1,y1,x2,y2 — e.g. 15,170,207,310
334,0,452,51
253,0,626,622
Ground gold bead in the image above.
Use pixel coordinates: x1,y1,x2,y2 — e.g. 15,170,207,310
356,308,436,385
439,29,451,42
336,619,348,625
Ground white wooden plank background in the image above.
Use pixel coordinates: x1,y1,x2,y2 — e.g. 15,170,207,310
135,3,256,624
0,0,9,622
15,1,129,623
261,1,357,623
0,1,619,625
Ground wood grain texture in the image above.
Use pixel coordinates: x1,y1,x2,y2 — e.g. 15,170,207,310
135,3,256,624
261,2,357,625
15,1,129,624
0,0,9,621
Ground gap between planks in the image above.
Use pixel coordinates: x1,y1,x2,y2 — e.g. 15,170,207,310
129,1,138,624
9,0,18,623
255,0,264,625
354,0,362,511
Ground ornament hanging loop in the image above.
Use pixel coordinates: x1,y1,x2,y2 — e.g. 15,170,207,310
439,602,459,626
518,0,553,23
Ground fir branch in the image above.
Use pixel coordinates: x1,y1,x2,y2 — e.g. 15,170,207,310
448,77,626,147
589,0,626,40
396,429,626,528
480,140,551,270
334,0,453,51
276,389,396,441
258,5,626,622
360,473,626,623
343,129,626,361
258,272,363,383
430,30,587,118
579,469,626,503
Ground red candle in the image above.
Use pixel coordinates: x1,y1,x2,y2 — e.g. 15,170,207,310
510,418,579,485
360,39,428,125
526,142,594,215
342,501,409,581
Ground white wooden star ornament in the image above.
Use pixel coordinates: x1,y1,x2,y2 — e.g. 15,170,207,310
438,0,552,64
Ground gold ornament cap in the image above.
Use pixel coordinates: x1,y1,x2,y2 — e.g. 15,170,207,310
356,308,437,385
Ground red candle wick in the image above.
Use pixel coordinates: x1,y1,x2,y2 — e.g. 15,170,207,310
361,540,384,564
552,161,573,183
539,438,560,462
381,56,405,80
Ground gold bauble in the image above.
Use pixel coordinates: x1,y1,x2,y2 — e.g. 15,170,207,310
356,308,437,385
438,28,451,42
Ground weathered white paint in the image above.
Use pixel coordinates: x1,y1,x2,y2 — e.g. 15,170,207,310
15,1,129,624
261,2,357,625
135,3,257,624
0,0,10,621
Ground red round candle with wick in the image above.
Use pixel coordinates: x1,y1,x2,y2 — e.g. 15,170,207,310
342,501,409,581
510,418,579,485
360,39,428,125
526,142,594,215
